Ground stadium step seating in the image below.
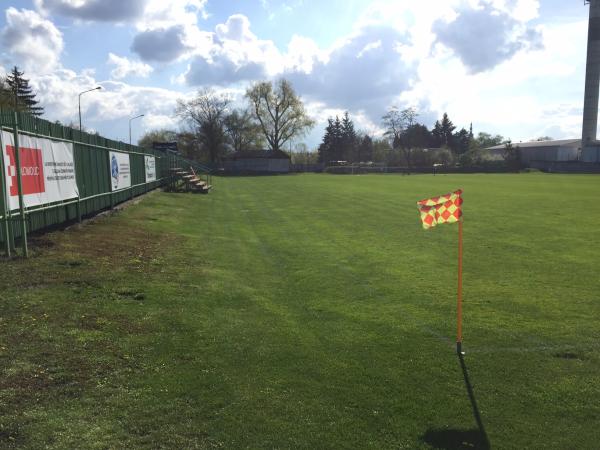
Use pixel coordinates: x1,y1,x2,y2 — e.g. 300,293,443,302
169,167,212,194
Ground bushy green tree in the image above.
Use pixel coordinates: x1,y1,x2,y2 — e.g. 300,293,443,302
224,109,265,153
246,79,314,152
475,132,504,148
138,129,178,149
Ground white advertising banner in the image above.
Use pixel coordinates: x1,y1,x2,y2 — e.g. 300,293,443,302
2,131,78,211
144,155,156,182
109,151,131,191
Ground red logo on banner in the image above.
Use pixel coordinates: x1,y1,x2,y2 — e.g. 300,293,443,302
5,145,45,197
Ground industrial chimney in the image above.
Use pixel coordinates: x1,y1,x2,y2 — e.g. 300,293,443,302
582,1,600,161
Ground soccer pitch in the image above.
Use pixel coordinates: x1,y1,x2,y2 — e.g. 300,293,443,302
1,173,599,449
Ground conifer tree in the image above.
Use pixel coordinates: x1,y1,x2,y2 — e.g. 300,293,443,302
357,135,374,162
440,113,455,147
5,66,44,116
340,111,358,162
453,127,470,155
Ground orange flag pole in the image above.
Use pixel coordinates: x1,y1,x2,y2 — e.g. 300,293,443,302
457,218,464,355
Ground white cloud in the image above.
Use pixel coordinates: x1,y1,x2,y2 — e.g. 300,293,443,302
3,0,586,146
400,18,586,139
287,24,415,118
284,35,325,74
0,8,64,73
183,15,283,85
138,0,207,30
9,66,184,137
107,53,153,79
131,25,195,63
141,113,179,130
34,0,146,23
34,0,207,26
432,1,543,73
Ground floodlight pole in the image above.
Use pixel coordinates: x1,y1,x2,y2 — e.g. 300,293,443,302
78,86,102,132
129,114,144,147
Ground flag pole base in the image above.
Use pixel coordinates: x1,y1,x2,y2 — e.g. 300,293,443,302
456,342,465,355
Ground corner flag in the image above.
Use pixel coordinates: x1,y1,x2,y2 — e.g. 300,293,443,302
417,189,463,229
416,189,465,354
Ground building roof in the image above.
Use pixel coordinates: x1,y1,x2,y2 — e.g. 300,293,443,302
485,139,581,151
227,149,291,160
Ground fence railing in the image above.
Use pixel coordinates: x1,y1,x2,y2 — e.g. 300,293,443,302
0,109,210,257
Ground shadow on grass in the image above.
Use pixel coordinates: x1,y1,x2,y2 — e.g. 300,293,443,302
422,353,490,449
422,428,488,450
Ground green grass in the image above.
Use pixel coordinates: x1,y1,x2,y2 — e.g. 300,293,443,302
1,173,599,449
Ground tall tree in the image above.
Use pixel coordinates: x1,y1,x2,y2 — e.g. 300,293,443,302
246,79,315,152
382,107,404,149
383,107,423,168
439,112,455,147
318,117,343,163
5,66,43,116
357,135,374,162
340,111,358,162
176,89,230,163
224,109,265,153
453,127,471,156
431,120,444,147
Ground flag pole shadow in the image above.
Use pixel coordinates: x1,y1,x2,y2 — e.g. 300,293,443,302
458,352,490,449
421,353,490,449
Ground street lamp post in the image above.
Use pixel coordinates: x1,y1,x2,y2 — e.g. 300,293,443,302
129,114,145,147
78,86,102,132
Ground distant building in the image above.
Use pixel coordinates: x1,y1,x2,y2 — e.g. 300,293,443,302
224,150,291,173
484,139,581,165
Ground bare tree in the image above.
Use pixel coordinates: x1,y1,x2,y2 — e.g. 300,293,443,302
382,106,420,168
176,89,230,163
246,79,315,152
382,107,404,147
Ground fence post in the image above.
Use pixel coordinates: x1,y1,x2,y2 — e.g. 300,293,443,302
0,121,12,257
12,112,28,257
65,125,82,223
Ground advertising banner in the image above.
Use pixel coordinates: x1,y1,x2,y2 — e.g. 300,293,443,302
2,131,78,211
109,151,131,191
144,155,156,182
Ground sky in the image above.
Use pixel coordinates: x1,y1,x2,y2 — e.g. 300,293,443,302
0,0,592,148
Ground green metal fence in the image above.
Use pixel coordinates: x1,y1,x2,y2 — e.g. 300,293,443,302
0,110,207,257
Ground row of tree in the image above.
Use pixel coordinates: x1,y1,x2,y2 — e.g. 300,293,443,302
316,108,510,167
165,79,315,163
0,68,534,170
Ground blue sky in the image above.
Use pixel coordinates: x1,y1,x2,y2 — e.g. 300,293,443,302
0,0,592,147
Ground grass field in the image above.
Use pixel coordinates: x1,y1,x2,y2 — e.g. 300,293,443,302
1,173,599,449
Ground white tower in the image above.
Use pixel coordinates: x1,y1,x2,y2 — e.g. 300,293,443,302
582,0,600,161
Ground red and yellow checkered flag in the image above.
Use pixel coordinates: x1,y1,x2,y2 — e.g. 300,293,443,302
417,189,463,229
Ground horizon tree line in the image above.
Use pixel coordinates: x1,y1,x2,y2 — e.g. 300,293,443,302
0,67,540,167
